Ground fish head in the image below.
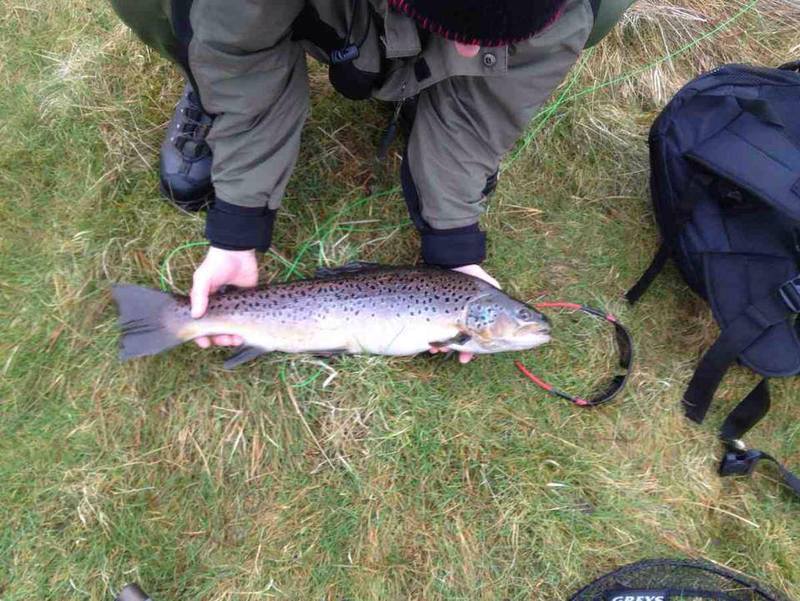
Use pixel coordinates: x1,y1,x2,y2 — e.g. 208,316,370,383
460,291,551,352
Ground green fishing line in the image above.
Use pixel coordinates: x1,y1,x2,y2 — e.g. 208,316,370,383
158,240,209,292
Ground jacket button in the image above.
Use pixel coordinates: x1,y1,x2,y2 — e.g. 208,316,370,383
482,52,497,67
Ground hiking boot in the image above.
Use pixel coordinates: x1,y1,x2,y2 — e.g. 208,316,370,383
159,84,214,211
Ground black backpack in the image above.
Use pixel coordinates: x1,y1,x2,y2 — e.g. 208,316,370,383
627,62,800,497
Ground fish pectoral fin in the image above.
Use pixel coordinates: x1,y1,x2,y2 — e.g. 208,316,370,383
310,348,348,358
429,332,471,350
223,345,267,369
315,261,382,278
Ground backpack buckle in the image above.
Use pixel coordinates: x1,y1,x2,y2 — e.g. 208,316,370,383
778,276,800,313
719,447,762,477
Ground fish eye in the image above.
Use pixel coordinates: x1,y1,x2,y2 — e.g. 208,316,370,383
517,308,532,320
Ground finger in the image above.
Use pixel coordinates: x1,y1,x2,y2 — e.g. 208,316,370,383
452,265,501,289
233,271,259,289
211,335,240,347
195,336,211,349
458,352,474,364
429,346,442,354
455,42,481,57
190,271,211,319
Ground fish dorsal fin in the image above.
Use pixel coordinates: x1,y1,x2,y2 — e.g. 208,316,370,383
314,261,384,278
223,346,267,369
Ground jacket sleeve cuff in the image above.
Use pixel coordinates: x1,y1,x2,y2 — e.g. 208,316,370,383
421,224,486,268
205,198,276,252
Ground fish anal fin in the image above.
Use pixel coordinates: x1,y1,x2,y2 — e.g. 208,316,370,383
429,332,471,350
223,346,267,369
315,261,383,278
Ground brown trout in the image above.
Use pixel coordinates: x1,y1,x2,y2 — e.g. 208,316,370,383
113,264,551,368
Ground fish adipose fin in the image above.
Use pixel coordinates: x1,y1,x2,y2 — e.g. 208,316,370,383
315,261,383,278
429,332,471,350
223,346,267,369
112,285,183,361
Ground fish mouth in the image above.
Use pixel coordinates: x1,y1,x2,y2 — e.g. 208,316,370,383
501,324,550,350
523,331,551,345
519,323,551,347
520,321,551,337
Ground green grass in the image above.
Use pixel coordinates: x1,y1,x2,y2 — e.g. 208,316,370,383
2,1,800,599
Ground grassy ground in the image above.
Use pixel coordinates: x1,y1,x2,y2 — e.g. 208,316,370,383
2,1,800,599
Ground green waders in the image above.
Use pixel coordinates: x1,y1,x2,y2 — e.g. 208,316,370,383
585,0,637,47
110,0,182,63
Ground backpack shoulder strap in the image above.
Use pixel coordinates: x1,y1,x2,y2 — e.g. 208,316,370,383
683,283,799,424
718,381,800,498
625,241,670,304
684,284,800,499
719,378,771,441
720,445,800,497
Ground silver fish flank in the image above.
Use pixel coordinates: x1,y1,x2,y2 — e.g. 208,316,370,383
113,265,551,368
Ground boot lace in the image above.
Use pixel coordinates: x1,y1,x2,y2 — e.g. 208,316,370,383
175,91,213,160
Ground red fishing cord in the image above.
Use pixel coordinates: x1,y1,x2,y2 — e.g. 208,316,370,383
515,301,633,408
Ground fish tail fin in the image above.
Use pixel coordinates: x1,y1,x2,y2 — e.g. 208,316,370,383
112,284,184,361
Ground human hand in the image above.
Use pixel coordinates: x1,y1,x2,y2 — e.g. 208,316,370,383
190,246,259,348
429,264,500,363
454,42,481,58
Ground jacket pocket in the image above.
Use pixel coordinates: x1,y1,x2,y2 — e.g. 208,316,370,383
382,9,421,58
292,3,385,99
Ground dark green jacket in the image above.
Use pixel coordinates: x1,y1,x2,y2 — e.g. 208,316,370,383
112,0,632,261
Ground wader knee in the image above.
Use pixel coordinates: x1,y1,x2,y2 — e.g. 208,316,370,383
109,0,183,64
585,0,637,47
